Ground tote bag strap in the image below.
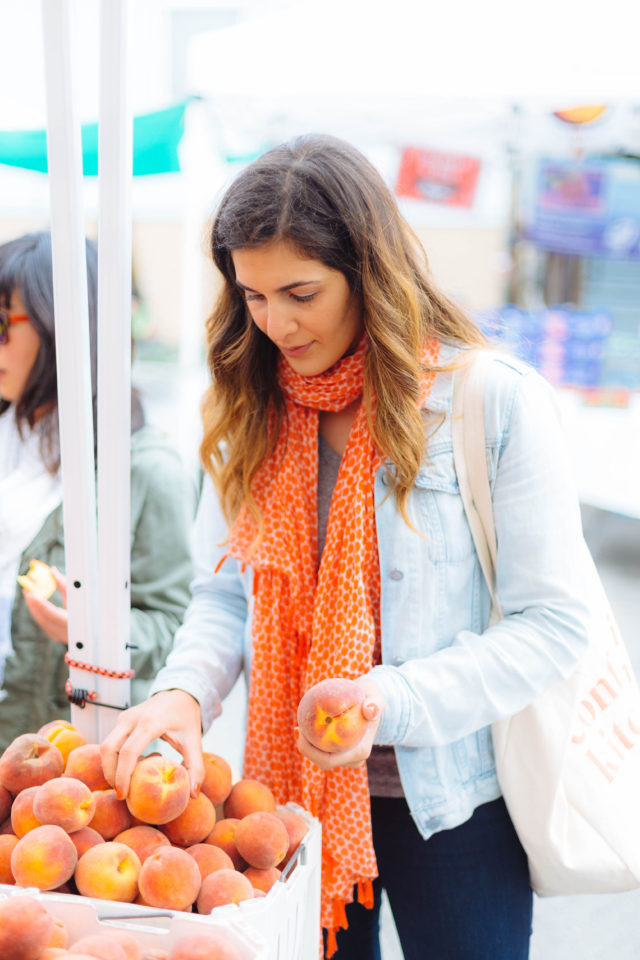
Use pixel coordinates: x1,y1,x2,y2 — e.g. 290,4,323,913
451,351,503,623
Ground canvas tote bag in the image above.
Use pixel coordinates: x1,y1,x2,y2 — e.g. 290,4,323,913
451,350,640,895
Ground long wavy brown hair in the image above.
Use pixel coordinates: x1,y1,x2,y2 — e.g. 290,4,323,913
201,134,486,529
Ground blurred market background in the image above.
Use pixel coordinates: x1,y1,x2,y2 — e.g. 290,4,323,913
1,0,639,956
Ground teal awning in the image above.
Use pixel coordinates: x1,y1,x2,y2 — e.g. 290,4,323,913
0,102,186,176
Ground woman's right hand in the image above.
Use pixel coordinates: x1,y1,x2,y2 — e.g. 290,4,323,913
100,689,205,801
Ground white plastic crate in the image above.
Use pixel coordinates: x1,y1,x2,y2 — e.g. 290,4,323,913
0,803,321,960
0,884,267,957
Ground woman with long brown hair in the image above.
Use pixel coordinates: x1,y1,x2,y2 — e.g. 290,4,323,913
102,135,590,959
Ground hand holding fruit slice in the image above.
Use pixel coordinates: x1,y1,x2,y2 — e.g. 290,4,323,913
296,676,384,766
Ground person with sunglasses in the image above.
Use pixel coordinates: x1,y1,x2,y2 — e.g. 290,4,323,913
0,230,195,749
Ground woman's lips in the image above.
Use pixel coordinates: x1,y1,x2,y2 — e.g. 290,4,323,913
281,343,312,357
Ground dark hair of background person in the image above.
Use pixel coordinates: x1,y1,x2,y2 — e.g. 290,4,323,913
0,230,145,474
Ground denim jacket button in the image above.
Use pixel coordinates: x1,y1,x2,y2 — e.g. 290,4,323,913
389,569,404,581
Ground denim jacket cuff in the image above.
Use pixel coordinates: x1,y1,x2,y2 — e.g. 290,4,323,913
149,671,222,734
369,664,414,744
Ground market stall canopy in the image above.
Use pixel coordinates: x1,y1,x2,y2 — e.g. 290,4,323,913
0,101,185,175
187,0,639,104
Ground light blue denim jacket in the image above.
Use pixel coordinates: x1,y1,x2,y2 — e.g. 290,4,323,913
151,345,591,839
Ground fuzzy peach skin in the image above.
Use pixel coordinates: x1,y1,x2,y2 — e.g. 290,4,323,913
243,865,282,893
234,811,289,870
114,824,170,863
75,842,141,902
0,783,11,820
11,785,42,837
168,931,244,960
0,894,55,960
296,677,369,753
204,817,247,871
64,743,110,791
47,917,68,949
0,733,64,793
11,823,77,889
38,719,76,740
186,841,234,880
161,792,216,847
90,788,132,839
49,728,87,766
69,825,105,858
274,807,308,868
68,933,128,959
196,867,254,913
0,832,18,882
138,845,201,911
222,778,276,819
33,776,96,832
106,929,143,960
200,752,233,807
126,756,191,826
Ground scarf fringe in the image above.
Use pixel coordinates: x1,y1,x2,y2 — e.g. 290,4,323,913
324,880,375,958
357,878,374,909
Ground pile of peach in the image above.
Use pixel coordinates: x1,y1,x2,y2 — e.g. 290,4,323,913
0,721,310,956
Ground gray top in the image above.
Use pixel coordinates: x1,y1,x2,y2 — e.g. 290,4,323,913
317,432,403,798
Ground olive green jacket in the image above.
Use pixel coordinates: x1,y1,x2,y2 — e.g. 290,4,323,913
0,427,195,751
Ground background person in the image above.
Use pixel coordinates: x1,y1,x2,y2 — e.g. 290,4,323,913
0,230,195,749
101,135,591,960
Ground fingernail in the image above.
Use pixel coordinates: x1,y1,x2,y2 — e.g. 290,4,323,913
193,783,201,797
115,788,124,800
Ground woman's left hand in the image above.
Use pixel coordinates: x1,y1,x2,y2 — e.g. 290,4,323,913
296,674,385,770
22,567,69,645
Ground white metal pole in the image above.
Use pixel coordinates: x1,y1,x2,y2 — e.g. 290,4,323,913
41,0,99,742
96,0,133,740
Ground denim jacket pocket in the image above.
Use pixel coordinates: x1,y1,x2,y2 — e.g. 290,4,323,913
411,447,475,563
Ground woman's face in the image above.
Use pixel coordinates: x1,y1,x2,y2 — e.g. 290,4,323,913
231,240,364,377
0,289,41,403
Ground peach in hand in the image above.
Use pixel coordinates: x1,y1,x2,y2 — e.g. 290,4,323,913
126,756,190,825
0,894,55,960
297,677,368,753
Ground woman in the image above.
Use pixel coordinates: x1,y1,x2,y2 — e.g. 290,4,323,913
101,136,590,959
0,231,194,747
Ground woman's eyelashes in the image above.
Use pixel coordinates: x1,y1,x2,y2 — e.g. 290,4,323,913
243,290,317,304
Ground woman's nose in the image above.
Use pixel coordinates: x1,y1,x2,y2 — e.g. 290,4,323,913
265,301,296,341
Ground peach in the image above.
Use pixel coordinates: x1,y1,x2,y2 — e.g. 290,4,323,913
138,845,201,911
0,832,18,882
0,783,11,820
223,778,276,819
41,950,70,959
274,807,308,868
106,930,143,960
126,756,190,825
234,810,288,869
161,792,216,847
90,789,132,839
168,931,243,960
0,733,64,793
33,776,96,832
50,727,87,766
64,743,110,790
69,825,105,858
11,823,77,889
142,951,169,960
243,865,282,892
0,894,55,960
186,842,234,880
48,918,68,949
196,867,253,913
69,934,127,959
297,677,367,752
0,815,15,834
38,719,76,741
75,842,141,902
11,785,42,837
204,817,247,871
200,752,233,806
114,824,170,863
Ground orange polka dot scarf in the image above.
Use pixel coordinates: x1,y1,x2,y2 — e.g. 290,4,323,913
226,335,440,955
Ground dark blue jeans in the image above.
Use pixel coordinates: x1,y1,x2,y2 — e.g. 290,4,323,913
327,796,532,960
